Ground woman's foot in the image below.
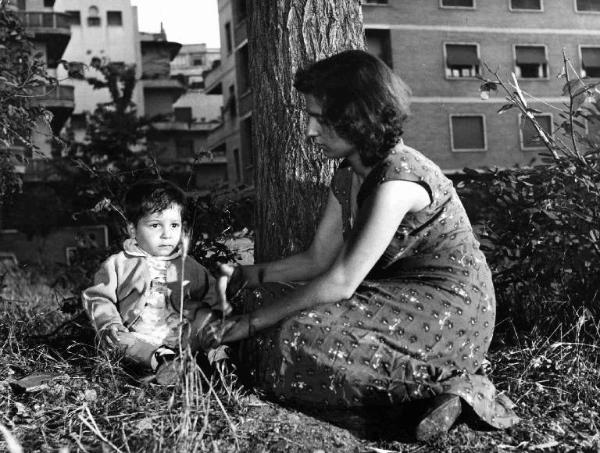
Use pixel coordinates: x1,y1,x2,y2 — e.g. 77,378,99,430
415,394,462,441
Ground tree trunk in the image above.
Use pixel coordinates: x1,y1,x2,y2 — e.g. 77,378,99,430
248,0,364,262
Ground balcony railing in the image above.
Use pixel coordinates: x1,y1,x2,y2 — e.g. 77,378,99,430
15,11,71,31
30,85,75,104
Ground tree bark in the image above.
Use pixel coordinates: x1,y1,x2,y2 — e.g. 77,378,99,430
248,0,364,262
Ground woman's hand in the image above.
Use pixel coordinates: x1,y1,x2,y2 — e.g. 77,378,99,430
216,263,248,306
220,308,284,343
197,316,239,350
198,311,274,346
221,314,253,343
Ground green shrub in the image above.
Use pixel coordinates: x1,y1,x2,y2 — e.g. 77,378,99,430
459,55,600,340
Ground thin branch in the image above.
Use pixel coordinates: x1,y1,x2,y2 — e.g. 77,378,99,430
561,49,584,162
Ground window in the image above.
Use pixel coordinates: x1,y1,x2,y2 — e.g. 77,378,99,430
440,0,475,8
43,0,54,7
576,0,600,12
364,0,388,4
227,85,237,117
174,107,192,123
233,148,241,182
521,114,552,149
450,115,486,151
66,10,81,25
192,57,204,66
240,117,254,184
224,22,233,54
241,117,253,167
237,44,250,93
16,0,25,11
176,139,194,158
510,0,542,10
87,5,100,26
445,44,479,78
212,144,226,159
365,29,392,68
581,47,600,77
515,45,548,78
107,11,122,26
234,0,247,23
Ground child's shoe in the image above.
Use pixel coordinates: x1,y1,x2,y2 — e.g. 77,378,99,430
151,346,180,386
155,358,182,386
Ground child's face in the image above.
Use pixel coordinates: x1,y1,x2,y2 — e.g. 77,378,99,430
129,204,183,257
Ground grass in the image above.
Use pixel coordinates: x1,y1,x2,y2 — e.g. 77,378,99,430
1,265,600,452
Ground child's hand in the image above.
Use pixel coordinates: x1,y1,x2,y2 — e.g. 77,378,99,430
101,323,130,348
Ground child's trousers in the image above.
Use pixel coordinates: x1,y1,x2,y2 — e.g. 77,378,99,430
101,308,215,369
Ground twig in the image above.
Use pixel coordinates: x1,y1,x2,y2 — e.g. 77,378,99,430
78,405,124,453
69,432,90,453
561,49,584,161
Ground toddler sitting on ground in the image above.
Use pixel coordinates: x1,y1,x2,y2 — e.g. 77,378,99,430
82,179,230,384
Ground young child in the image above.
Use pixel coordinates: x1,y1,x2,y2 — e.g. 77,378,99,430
82,179,231,384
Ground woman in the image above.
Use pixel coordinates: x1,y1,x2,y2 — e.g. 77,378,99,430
211,50,517,440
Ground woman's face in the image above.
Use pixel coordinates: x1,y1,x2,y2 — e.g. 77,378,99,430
305,94,356,159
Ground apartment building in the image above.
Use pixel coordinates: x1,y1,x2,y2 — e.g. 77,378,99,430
363,0,600,171
204,0,253,188
170,43,221,89
141,33,226,191
54,0,143,127
207,0,600,176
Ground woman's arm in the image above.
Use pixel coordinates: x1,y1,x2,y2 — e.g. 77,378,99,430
222,180,430,342
236,190,345,286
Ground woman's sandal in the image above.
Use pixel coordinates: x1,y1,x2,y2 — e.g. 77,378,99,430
415,394,462,441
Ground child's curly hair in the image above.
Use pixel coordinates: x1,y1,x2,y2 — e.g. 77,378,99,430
294,49,411,166
123,179,186,225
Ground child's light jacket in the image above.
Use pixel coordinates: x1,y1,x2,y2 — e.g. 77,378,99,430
82,239,218,333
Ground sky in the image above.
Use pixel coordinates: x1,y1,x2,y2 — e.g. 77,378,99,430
130,0,221,48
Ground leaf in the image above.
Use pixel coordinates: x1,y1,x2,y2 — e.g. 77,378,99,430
497,103,515,114
526,107,542,115
480,81,498,92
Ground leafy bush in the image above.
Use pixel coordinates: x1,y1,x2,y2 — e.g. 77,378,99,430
0,4,56,199
53,60,254,286
459,54,600,339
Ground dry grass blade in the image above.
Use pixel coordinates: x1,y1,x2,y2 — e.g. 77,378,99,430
0,423,23,453
78,405,124,453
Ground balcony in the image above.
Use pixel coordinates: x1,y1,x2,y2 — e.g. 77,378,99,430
141,79,185,91
16,11,70,30
16,11,72,68
150,120,221,133
204,61,224,95
31,85,75,132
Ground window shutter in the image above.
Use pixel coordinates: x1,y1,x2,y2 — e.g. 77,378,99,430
446,45,479,66
516,46,546,64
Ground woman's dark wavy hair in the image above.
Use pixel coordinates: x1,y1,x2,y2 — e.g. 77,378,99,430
123,179,186,225
294,49,411,166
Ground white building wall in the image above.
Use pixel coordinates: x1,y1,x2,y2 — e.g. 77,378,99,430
54,0,144,115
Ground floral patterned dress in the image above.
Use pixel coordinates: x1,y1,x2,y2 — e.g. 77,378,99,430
235,143,518,429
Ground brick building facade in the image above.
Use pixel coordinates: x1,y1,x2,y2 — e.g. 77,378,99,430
363,0,600,171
